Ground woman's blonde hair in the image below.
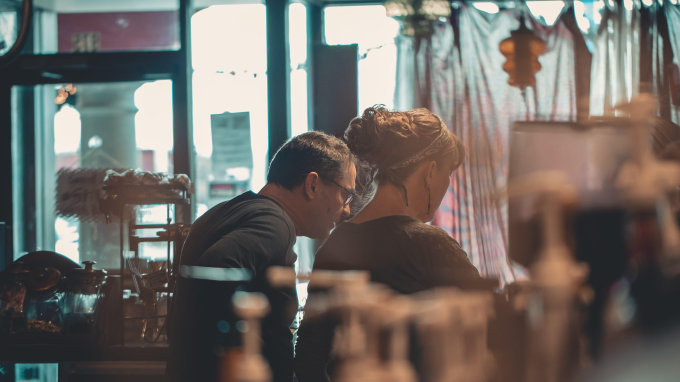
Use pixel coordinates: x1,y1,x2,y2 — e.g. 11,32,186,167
344,105,465,205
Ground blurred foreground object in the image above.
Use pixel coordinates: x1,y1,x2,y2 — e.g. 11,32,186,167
230,292,272,382
612,95,680,331
505,172,590,382
269,267,496,382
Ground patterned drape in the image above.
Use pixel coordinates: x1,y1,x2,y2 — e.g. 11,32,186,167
670,4,680,125
589,1,680,122
396,5,587,285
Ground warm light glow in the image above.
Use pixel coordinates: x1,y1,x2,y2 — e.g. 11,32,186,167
55,84,77,104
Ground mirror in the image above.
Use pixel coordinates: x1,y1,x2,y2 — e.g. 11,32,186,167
0,0,32,67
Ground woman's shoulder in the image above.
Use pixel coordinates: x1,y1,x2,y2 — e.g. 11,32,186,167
398,219,463,248
406,224,481,285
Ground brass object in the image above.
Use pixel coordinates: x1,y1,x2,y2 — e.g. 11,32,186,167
499,17,547,88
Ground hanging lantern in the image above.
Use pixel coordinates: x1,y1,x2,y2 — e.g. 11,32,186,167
499,17,547,88
385,0,451,37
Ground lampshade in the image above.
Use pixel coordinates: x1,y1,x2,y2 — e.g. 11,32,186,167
499,17,547,88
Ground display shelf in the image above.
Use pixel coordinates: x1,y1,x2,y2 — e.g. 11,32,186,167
98,183,191,347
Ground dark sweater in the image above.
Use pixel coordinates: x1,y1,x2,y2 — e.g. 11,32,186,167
165,191,297,382
294,215,481,382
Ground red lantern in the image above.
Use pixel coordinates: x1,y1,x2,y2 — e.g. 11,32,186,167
499,17,547,88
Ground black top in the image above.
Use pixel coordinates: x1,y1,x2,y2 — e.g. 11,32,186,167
165,191,297,382
293,215,481,382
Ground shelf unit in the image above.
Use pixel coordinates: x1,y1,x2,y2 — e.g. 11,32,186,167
102,183,190,347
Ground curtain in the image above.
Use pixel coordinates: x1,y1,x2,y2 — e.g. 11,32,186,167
589,0,641,116
666,4,680,124
395,5,587,285
590,0,680,123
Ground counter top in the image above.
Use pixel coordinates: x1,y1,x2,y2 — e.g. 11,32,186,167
0,344,168,363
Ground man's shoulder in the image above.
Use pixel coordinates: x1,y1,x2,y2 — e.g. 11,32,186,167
194,191,294,235
216,192,289,219
231,193,296,236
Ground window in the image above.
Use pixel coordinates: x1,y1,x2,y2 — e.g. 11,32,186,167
290,2,309,138
191,4,268,218
12,80,174,267
324,5,401,112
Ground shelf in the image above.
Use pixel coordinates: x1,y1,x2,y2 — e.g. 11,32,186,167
103,184,188,192
131,236,176,243
130,223,186,230
105,196,190,206
101,184,190,210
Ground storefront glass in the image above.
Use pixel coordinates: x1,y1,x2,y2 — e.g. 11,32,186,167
324,5,400,112
191,3,268,218
11,80,174,267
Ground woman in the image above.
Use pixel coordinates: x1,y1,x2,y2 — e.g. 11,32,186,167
294,106,482,382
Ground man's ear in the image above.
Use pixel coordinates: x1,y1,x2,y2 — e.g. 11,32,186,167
303,172,320,200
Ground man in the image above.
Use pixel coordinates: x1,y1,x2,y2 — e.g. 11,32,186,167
165,131,356,382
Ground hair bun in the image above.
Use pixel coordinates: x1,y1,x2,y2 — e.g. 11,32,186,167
345,105,415,168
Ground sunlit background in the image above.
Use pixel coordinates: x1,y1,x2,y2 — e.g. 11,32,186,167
49,0,597,264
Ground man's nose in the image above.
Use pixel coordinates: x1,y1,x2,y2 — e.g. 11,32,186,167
341,202,351,217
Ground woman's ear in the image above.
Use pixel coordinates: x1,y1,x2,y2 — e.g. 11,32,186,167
426,161,437,185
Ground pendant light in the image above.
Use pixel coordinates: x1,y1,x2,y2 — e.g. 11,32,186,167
499,15,547,88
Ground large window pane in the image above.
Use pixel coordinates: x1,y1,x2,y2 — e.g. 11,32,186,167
191,4,268,218
12,80,174,268
324,5,400,111
289,2,308,138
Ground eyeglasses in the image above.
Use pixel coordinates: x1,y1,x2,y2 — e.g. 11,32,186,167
321,176,355,206
301,173,354,206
